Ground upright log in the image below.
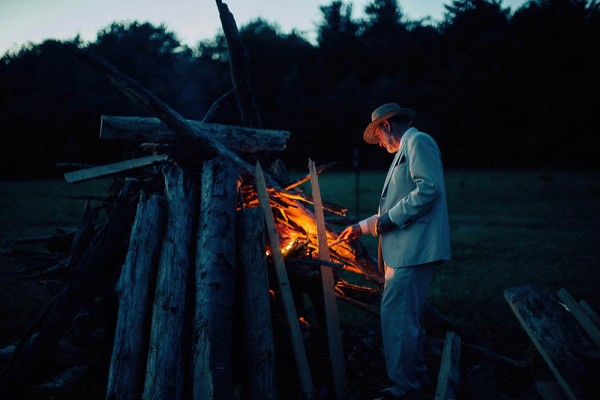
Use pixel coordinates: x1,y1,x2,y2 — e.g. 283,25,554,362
193,157,240,400
106,194,165,400
237,207,277,400
309,159,346,399
143,165,196,400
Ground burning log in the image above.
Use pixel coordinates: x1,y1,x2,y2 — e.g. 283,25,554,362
143,165,196,400
106,193,165,400
192,157,240,400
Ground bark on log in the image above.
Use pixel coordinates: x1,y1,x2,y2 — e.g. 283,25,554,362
100,115,289,153
106,194,165,400
237,207,277,400
192,157,240,400
505,285,592,400
0,182,138,397
143,166,196,400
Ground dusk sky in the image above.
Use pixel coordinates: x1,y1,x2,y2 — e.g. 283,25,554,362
1,0,529,56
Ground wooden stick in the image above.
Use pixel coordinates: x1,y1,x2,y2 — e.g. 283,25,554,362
255,162,314,400
64,154,169,184
309,158,346,399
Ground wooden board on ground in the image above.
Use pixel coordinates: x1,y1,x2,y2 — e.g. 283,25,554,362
557,288,600,349
434,331,461,400
504,285,594,400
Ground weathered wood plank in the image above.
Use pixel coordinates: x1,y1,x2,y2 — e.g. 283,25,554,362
255,162,314,400
237,207,277,400
106,193,165,400
557,288,600,349
434,331,461,400
100,115,289,153
308,159,346,399
504,285,591,400
535,371,570,400
192,157,240,400
143,165,196,400
64,154,169,184
579,300,600,330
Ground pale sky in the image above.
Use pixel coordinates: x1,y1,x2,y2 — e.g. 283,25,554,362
0,0,529,56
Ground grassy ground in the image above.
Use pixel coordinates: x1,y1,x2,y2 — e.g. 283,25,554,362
1,170,599,397
0,179,112,346
307,169,600,358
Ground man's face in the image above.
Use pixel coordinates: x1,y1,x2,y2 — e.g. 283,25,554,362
374,121,401,153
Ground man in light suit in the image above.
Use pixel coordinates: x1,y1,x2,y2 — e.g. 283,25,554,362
339,103,450,399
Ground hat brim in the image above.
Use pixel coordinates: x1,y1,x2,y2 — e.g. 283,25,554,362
363,108,416,144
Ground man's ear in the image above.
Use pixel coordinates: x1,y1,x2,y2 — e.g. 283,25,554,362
381,120,391,132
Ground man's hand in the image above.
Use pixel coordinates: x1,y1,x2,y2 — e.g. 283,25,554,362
337,224,362,243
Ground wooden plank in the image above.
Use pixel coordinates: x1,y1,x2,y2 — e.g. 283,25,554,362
535,371,570,400
504,285,590,400
308,158,346,399
434,331,461,400
255,162,314,400
106,193,165,400
579,300,600,330
192,158,240,400
237,208,277,400
557,288,600,349
64,154,169,183
143,165,196,400
100,115,290,153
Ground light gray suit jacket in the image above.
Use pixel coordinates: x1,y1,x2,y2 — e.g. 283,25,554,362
362,127,451,268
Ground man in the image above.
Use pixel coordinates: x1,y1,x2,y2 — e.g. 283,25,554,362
338,103,450,399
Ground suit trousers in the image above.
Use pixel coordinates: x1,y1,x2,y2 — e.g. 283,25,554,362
381,263,435,397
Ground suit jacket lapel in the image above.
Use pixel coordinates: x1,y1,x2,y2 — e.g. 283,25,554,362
381,128,415,197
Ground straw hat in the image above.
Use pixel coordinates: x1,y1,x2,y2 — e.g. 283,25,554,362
363,103,416,144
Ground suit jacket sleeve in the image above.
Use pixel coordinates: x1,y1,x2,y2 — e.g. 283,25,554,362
387,133,443,228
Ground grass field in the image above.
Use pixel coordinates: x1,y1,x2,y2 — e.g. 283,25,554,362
302,169,600,358
1,169,599,364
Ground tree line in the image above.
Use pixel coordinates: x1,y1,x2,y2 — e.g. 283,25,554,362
1,0,599,178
